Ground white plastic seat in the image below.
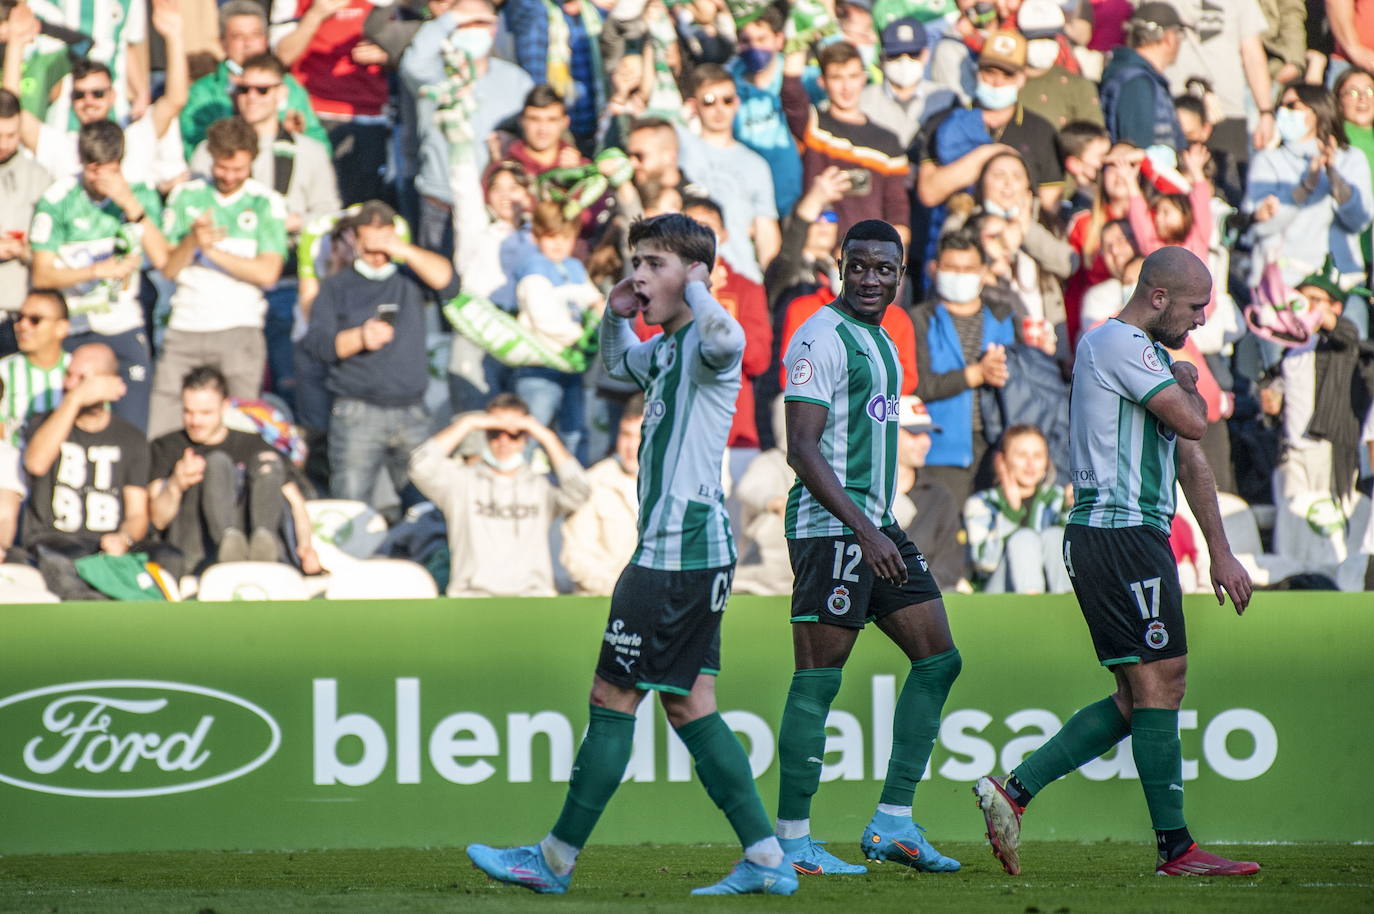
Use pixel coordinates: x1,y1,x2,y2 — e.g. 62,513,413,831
196,562,311,601
305,499,389,571
324,558,439,600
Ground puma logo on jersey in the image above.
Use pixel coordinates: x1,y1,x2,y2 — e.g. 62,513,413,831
800,340,814,351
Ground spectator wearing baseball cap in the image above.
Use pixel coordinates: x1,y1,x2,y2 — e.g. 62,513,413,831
916,31,1065,215
894,394,970,592
861,16,959,149
1098,1,1189,150
1018,0,1104,130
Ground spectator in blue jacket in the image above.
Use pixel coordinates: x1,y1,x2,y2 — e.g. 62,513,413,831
912,228,1016,505
1098,3,1186,150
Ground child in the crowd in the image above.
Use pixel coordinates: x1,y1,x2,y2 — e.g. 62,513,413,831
513,202,604,461
963,424,1072,595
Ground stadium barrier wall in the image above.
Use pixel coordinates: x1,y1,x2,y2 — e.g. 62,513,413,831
2,594,1369,854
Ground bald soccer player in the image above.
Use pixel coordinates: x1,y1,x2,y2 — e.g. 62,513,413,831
973,246,1258,878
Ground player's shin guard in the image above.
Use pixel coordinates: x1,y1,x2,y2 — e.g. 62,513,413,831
677,712,776,850
549,705,637,849
776,668,843,821
1012,695,1129,796
1131,708,1187,831
879,649,962,807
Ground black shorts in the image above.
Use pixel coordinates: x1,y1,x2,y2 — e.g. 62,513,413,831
594,563,734,695
788,525,943,629
1063,524,1187,666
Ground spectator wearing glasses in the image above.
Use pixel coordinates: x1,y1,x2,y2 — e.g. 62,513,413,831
181,0,328,159
29,120,170,433
1,0,188,189
0,289,69,447
860,16,958,150
0,88,49,326
189,52,340,410
409,392,589,598
1336,67,1374,294
677,63,780,282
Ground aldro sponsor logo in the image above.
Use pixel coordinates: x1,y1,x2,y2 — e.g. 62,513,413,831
0,681,280,798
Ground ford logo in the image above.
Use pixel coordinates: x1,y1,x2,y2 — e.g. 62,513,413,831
0,680,281,798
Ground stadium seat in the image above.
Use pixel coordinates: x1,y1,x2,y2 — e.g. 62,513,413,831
305,499,389,571
1176,490,1306,589
0,565,60,603
323,559,439,600
196,562,311,601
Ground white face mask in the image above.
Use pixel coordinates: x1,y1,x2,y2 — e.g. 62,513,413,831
354,258,397,281
883,57,925,88
1276,106,1311,146
450,25,495,61
984,199,1020,220
936,270,982,304
974,79,1019,110
1026,38,1059,71
481,446,526,473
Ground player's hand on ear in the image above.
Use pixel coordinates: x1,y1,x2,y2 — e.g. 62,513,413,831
685,260,712,290
607,277,641,318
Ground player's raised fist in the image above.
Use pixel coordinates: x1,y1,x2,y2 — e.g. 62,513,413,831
1171,360,1198,389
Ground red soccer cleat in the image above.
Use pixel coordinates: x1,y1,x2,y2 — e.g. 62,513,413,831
973,776,1025,876
1156,843,1261,876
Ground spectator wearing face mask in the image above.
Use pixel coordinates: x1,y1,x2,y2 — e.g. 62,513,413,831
912,228,1015,504
1017,0,1102,130
730,5,804,216
860,16,958,149
928,0,1000,106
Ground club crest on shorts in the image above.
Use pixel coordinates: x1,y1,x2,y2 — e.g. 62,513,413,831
826,585,851,615
1145,620,1169,650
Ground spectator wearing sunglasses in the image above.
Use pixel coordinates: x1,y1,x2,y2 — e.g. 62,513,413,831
189,52,340,412
0,0,188,189
409,392,589,597
676,63,781,282
0,289,69,447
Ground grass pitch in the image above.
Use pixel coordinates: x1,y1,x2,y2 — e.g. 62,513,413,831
1,842,1370,914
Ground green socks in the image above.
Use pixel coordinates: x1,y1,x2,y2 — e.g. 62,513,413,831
676,712,775,848
1013,695,1130,797
776,667,843,822
550,705,636,849
1131,708,1187,831
879,648,963,807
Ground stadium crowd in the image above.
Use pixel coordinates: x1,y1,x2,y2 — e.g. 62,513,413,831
0,0,1370,600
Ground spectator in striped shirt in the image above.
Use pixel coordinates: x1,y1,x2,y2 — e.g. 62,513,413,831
0,289,69,448
781,40,911,248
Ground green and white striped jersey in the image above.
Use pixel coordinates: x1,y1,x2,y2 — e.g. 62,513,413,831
30,0,145,125
0,352,68,447
1067,318,1179,533
782,304,901,539
617,321,740,571
162,178,288,332
29,177,161,335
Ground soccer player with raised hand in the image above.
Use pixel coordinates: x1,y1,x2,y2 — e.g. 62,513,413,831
775,219,963,876
465,213,796,897
974,245,1257,878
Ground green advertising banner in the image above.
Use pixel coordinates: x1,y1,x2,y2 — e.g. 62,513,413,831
1,594,1369,854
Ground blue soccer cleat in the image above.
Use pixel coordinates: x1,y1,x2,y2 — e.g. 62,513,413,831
779,835,868,875
690,859,799,895
466,843,571,894
861,819,961,872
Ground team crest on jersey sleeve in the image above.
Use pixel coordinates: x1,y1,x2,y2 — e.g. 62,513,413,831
790,358,814,385
1141,346,1164,372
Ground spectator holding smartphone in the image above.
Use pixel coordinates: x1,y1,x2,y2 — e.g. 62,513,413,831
303,200,459,505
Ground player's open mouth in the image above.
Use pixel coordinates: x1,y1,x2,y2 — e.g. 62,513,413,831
634,291,650,309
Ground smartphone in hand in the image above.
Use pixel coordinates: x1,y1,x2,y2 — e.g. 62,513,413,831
375,303,399,325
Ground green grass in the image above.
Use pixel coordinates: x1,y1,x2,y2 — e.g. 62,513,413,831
1,843,1370,914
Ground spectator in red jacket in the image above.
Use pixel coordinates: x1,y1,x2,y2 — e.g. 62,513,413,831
274,0,391,204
